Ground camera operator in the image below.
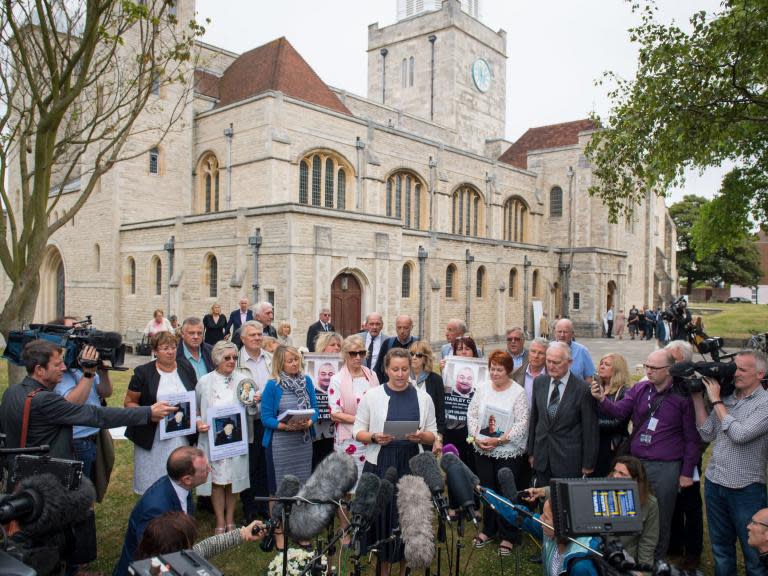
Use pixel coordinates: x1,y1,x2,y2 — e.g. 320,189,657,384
691,350,768,576
0,340,177,460
747,508,768,571
668,299,692,342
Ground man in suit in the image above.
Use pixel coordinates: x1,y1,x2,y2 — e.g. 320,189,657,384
226,298,253,348
527,341,598,486
511,337,548,410
358,312,387,371
255,301,277,338
176,317,214,380
506,326,528,370
113,446,209,576
306,307,334,351
374,314,417,382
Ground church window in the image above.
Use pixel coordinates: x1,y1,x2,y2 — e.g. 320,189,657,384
532,270,540,298
452,185,483,237
311,155,321,206
402,58,407,88
337,170,346,210
476,266,485,298
128,257,136,295
153,256,162,296
94,244,101,272
150,71,160,96
299,150,352,209
503,196,528,242
508,268,517,298
386,170,426,229
168,1,176,16
573,292,581,310
324,158,334,207
149,147,159,174
197,153,220,214
446,264,457,298
206,254,218,298
550,186,563,217
402,263,412,298
409,56,414,87
299,160,309,204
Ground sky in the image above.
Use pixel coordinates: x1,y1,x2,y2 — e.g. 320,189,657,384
194,0,727,204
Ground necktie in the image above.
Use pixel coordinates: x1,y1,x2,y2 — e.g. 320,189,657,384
548,380,561,419
366,337,375,368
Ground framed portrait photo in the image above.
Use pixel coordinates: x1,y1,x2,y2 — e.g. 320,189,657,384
158,391,196,440
442,357,487,422
207,404,248,461
304,353,343,422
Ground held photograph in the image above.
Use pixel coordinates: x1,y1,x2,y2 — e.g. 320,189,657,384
207,404,248,461
443,357,487,423
158,391,196,440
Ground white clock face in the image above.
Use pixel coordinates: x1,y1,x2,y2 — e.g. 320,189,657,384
472,58,492,93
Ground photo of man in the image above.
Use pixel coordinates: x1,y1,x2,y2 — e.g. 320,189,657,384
214,416,243,446
453,366,475,397
315,362,336,393
480,414,504,438
164,402,191,433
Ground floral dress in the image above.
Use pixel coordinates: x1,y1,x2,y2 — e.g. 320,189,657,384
327,374,369,477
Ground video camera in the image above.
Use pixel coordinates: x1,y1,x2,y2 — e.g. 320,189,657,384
669,361,737,398
2,315,126,371
128,550,223,576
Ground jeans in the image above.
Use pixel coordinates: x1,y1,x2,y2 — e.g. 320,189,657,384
705,478,767,576
72,436,97,481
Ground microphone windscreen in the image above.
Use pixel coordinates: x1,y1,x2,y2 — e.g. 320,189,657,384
497,467,518,504
87,330,123,349
350,473,380,526
440,453,479,487
409,452,444,494
442,443,459,457
397,475,435,569
272,475,301,523
374,476,395,522
288,452,357,541
442,457,475,510
669,361,695,378
19,474,95,536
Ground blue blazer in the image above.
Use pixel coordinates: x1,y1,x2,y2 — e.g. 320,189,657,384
261,375,319,448
226,309,254,346
113,475,194,576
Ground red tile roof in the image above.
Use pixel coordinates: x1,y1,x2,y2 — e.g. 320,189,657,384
215,37,351,115
499,119,596,169
194,69,220,100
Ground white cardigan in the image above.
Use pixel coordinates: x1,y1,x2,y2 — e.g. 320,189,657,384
352,384,438,465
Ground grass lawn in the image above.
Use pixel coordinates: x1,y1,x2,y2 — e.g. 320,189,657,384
688,302,768,342
0,358,725,575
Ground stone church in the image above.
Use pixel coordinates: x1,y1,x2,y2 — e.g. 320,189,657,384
6,0,677,345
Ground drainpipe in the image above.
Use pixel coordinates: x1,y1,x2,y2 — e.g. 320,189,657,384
523,255,531,335
562,166,575,317
164,235,175,316
418,246,428,339
224,124,233,209
249,228,262,303
428,156,437,231
355,137,365,211
428,35,437,121
380,48,388,104
465,248,474,329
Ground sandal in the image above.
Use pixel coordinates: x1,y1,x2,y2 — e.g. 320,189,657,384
214,527,226,535
499,541,514,556
226,524,237,532
472,534,492,549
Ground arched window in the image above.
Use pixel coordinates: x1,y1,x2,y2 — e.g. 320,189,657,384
476,266,485,298
550,186,563,217
402,263,412,298
152,256,162,296
532,269,540,298
386,170,426,229
508,268,517,298
299,151,352,209
451,185,483,237
127,257,136,295
149,146,160,174
409,56,414,86
446,264,457,298
503,196,528,242
197,153,220,213
401,58,407,88
94,243,101,272
206,254,218,298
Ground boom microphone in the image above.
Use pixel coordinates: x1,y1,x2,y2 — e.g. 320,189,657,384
669,362,695,378
440,452,480,488
397,475,435,569
271,474,301,523
497,467,519,505
372,467,397,523
349,473,381,555
288,452,357,541
409,452,449,521
440,454,479,526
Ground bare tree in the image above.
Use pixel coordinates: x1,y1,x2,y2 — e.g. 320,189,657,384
0,1,203,350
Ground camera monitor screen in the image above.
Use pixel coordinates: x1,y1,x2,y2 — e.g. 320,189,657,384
550,478,642,537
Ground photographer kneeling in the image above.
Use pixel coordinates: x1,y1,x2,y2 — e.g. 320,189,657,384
691,350,768,576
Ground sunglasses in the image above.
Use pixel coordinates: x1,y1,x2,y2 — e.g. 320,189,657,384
348,351,367,358
410,352,426,358
222,355,238,361
507,337,523,342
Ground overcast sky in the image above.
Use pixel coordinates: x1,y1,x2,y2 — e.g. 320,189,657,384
195,0,727,204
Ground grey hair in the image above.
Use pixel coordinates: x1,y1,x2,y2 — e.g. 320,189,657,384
181,316,202,328
448,318,468,334
238,319,264,336
211,340,239,366
665,340,693,363
737,349,768,373
548,341,572,361
506,326,524,337
255,301,273,315
530,337,549,350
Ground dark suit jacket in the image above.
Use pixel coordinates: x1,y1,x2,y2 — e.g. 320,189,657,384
226,309,254,348
175,342,214,376
306,320,335,351
375,335,418,382
527,372,598,479
113,475,194,576
125,360,197,451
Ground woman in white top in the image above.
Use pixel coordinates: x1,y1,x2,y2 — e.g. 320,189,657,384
143,308,173,336
467,350,529,555
195,341,251,534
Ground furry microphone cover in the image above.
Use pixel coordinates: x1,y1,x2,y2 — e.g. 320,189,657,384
397,474,435,569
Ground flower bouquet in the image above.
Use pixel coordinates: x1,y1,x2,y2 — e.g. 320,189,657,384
266,548,327,576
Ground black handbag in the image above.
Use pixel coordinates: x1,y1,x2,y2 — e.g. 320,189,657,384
136,335,152,356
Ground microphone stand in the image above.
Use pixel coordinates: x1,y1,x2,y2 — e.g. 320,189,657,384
453,513,464,576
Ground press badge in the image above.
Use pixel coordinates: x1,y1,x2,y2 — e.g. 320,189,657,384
639,433,653,446
647,417,659,431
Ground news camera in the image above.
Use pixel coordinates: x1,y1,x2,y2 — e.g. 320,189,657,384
669,360,737,398
2,315,126,371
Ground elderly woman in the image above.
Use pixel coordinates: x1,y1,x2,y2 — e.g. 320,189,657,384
203,304,228,346
143,309,173,337
467,350,529,554
276,321,293,346
261,345,319,545
124,332,198,494
195,341,250,533
594,353,631,477
409,340,445,454
354,348,437,576
314,331,342,354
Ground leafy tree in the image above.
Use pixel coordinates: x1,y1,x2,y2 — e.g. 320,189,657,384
0,1,204,349
669,195,762,292
585,0,768,243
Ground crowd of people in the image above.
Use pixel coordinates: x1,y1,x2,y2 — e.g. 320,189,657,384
1,301,767,576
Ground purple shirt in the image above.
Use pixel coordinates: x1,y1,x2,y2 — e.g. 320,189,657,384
597,379,700,477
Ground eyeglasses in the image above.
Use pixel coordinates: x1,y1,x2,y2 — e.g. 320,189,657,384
643,364,670,372
410,352,426,358
750,519,768,529
507,337,523,342
348,351,367,358
221,355,238,361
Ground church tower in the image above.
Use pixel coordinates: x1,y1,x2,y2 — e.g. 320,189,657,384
368,0,506,155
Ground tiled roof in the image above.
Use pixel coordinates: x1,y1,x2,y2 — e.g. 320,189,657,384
215,37,351,115
499,119,596,169
194,69,220,100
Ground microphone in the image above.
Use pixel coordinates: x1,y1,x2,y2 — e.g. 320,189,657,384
439,454,479,526
271,474,301,523
348,473,381,555
371,467,397,522
287,452,357,541
440,452,480,488
409,452,449,521
497,467,518,504
442,443,459,458
85,330,124,350
669,361,695,378
397,475,435,569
